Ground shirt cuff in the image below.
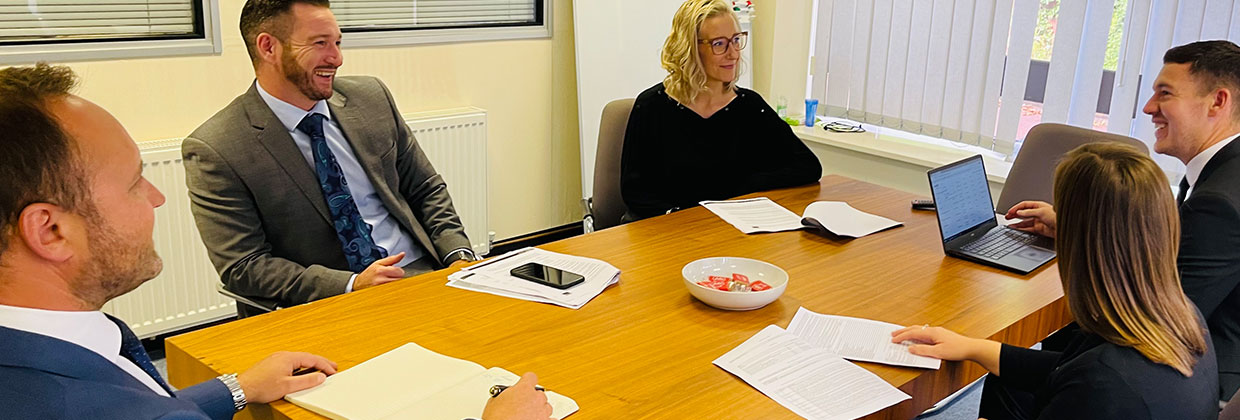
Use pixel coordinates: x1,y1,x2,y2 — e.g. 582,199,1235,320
346,273,358,293
442,247,477,265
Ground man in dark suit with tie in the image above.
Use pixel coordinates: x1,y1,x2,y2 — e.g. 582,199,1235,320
1006,40,1240,401
184,0,478,317
0,63,337,419
0,64,552,420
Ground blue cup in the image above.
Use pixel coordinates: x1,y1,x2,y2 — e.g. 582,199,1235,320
805,99,819,127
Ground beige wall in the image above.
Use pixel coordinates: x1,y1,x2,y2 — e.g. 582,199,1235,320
751,0,813,108
58,0,582,241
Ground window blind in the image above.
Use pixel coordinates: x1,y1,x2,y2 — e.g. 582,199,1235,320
813,0,1036,154
812,0,1240,170
333,0,539,31
0,0,198,43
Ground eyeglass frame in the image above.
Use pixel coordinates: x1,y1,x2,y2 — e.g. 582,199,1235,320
698,31,749,55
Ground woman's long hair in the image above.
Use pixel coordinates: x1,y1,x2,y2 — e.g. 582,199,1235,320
1054,142,1208,376
660,0,743,105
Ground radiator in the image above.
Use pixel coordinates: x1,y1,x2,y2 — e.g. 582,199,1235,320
403,106,491,256
104,108,491,337
103,139,237,339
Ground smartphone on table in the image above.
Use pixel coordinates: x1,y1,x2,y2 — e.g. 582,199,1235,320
509,263,586,289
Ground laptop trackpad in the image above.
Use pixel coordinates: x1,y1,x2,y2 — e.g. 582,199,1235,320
1014,247,1054,261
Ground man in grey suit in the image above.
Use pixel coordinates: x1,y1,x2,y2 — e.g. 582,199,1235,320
185,0,477,317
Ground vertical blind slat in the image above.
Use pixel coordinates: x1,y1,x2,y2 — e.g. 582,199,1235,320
1065,0,1116,128
863,1,891,124
996,0,1040,151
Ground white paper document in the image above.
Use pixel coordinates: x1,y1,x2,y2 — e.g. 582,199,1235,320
787,307,941,370
701,197,805,233
446,247,620,309
800,201,903,238
285,343,579,420
714,325,911,420
701,198,902,237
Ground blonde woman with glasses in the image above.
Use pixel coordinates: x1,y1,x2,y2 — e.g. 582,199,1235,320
619,0,821,221
893,143,1217,419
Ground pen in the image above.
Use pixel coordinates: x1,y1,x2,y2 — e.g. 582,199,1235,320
489,384,546,398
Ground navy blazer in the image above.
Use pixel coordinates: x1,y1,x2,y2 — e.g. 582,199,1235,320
0,326,234,420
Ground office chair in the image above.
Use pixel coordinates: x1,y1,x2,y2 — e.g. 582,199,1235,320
1221,389,1240,419
585,98,636,232
996,123,1149,213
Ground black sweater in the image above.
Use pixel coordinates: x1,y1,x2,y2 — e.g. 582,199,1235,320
619,83,822,220
997,329,1217,419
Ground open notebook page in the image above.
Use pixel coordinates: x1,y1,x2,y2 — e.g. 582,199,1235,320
382,367,578,419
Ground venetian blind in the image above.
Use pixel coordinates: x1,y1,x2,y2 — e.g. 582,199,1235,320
332,0,539,31
0,0,198,43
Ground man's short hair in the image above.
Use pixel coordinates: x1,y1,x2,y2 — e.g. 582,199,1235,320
0,64,88,256
1164,40,1240,118
240,0,331,67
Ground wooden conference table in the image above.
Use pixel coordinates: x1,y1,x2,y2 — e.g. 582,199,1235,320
166,175,1070,420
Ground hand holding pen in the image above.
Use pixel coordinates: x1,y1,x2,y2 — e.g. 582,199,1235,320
481,372,553,420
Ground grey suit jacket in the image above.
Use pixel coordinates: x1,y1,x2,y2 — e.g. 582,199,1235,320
183,76,470,309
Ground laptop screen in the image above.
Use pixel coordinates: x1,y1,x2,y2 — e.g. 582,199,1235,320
928,155,996,242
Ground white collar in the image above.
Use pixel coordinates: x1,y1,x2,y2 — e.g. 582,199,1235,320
254,80,332,133
0,304,120,365
1186,132,1240,188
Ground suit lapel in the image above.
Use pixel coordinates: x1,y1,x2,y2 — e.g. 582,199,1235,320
242,85,332,225
328,89,438,258
1197,137,1240,187
0,326,156,394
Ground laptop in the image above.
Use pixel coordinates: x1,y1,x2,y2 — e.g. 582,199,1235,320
927,155,1055,274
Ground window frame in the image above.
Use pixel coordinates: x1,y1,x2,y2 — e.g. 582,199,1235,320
0,0,223,65
339,0,552,48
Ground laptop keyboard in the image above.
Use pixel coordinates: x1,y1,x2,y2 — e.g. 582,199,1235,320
960,228,1038,259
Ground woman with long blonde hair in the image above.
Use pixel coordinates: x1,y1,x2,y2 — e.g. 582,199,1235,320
618,0,821,221
892,143,1217,419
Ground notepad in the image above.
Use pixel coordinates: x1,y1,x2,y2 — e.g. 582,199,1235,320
285,343,579,420
701,198,903,237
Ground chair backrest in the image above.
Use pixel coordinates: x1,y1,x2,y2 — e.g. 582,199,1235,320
1221,389,1240,420
995,123,1149,213
591,98,636,230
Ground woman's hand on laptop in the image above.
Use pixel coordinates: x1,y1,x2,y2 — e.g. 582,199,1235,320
1005,201,1057,238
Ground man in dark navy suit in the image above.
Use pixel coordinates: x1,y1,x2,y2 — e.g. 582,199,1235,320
0,64,551,420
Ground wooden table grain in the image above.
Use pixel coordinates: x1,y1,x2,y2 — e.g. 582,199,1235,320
166,176,1070,420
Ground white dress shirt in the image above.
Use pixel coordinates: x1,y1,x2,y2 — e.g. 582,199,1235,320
0,304,170,396
1183,132,1240,200
255,82,425,291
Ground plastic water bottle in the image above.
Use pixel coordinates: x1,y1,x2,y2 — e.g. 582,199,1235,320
804,99,819,127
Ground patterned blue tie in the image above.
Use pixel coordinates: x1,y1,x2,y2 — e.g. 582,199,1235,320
297,113,389,272
108,315,174,394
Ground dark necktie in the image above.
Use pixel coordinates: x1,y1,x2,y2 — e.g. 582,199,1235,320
107,315,174,394
1177,177,1190,206
297,113,388,272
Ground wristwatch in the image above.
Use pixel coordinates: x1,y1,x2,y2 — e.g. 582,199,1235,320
443,248,479,265
217,373,247,412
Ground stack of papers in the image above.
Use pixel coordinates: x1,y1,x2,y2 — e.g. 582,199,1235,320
286,342,579,420
714,325,911,420
701,198,902,237
446,247,620,309
787,308,940,370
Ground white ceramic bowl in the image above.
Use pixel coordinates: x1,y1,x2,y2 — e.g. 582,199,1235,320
682,257,788,311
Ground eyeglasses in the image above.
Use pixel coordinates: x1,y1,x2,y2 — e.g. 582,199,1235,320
699,32,748,55
824,121,866,133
